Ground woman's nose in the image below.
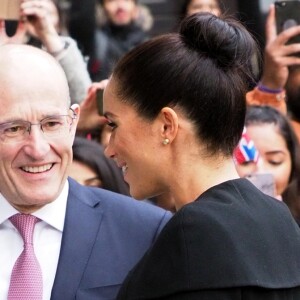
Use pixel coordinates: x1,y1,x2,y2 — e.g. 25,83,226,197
255,157,266,173
104,139,115,159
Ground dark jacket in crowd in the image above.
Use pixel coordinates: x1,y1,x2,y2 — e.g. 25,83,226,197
89,22,147,81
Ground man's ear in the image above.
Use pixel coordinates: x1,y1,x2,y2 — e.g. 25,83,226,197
70,104,80,138
159,107,179,144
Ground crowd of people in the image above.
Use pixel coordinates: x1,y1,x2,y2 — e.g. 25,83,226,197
1,0,300,299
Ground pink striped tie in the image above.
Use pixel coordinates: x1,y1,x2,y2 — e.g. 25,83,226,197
8,214,43,300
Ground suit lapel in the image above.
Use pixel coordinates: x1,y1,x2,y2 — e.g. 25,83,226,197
51,179,103,299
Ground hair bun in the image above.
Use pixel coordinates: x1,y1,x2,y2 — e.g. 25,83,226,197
180,12,256,70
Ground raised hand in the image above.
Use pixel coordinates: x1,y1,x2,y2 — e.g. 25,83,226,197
261,4,300,89
20,0,63,53
78,80,109,132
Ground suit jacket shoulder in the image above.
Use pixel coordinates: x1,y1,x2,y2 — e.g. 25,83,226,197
51,178,171,299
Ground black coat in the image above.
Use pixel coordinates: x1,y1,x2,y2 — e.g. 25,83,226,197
117,179,300,299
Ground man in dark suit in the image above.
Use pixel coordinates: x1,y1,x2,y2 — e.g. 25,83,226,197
0,43,171,299
51,179,169,299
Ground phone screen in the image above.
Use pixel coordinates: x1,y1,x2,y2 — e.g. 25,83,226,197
96,89,104,116
275,0,300,44
246,173,276,198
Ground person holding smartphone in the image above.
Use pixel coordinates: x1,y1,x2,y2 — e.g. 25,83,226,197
246,2,300,226
0,0,92,105
246,2,300,118
236,106,300,208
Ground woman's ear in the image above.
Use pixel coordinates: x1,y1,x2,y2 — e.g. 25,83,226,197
159,107,179,144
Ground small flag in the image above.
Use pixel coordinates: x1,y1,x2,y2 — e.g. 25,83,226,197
234,127,259,164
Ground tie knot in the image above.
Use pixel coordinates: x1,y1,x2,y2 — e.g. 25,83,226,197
9,214,39,245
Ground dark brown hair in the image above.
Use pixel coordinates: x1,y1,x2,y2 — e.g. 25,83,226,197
72,137,130,195
112,12,259,155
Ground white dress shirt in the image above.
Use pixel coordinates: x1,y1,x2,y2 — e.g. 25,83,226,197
0,181,69,300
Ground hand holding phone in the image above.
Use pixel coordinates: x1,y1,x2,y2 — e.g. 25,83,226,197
0,0,20,20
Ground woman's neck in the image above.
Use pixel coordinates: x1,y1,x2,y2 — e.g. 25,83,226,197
171,155,239,211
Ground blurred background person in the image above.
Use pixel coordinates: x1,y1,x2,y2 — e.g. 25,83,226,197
234,127,279,199
96,1,153,32
238,106,300,225
239,106,294,198
176,0,222,31
244,4,300,226
70,136,130,195
180,0,222,18
0,0,91,104
246,4,300,139
89,0,149,81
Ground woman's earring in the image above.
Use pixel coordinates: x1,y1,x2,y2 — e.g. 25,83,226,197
162,138,170,145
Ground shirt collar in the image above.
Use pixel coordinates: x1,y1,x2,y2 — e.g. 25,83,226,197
0,181,69,232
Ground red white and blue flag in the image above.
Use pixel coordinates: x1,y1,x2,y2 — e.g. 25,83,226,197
234,127,259,164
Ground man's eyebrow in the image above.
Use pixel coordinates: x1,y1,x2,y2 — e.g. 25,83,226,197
0,118,25,123
0,111,69,123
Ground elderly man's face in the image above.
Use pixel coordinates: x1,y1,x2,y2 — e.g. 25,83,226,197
0,47,79,213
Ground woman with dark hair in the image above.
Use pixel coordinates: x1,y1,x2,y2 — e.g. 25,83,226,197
103,12,300,299
69,136,130,195
244,106,299,195
237,106,300,224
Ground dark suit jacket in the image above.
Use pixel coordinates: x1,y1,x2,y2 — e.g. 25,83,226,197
50,178,171,299
117,179,300,300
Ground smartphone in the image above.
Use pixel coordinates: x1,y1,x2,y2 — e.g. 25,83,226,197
246,173,276,198
96,89,104,116
275,0,300,44
0,0,20,20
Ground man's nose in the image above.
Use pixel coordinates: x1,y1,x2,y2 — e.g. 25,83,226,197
22,125,50,159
